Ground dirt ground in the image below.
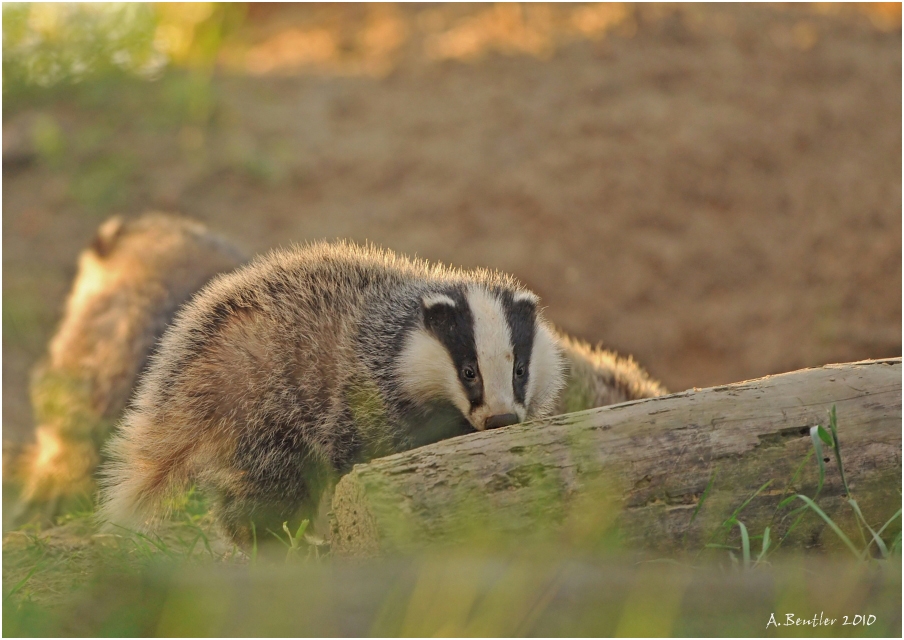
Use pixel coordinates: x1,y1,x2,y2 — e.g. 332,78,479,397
3,3,901,446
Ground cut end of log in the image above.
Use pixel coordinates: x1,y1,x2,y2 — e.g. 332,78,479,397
330,471,382,557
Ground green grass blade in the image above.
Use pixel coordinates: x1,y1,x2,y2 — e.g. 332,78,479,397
777,448,814,505
756,527,771,564
789,494,862,559
108,523,169,560
125,534,155,560
268,527,292,549
775,510,811,553
187,523,214,558
282,522,295,546
293,519,309,544
128,531,176,560
683,469,717,548
3,556,45,601
697,479,774,561
727,480,774,528
847,499,889,558
185,532,202,559
734,519,751,569
809,426,827,494
827,405,850,496
690,470,716,526
861,506,900,559
875,508,902,538
770,447,817,550
825,406,867,548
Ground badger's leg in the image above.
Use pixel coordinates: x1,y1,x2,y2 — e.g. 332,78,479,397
212,488,306,550
209,436,338,550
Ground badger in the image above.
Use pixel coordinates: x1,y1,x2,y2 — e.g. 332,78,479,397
9,213,245,526
94,242,668,546
97,241,573,544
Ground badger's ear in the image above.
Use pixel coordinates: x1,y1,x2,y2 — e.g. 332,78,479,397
512,290,539,306
505,290,539,327
421,293,457,335
91,216,125,258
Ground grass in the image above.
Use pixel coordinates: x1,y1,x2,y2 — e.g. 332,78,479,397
3,406,901,636
780,407,902,561
693,406,901,570
3,544,900,636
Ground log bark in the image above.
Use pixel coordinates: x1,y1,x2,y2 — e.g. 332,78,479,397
330,359,902,556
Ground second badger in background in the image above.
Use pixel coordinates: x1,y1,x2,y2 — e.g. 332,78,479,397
11,213,245,525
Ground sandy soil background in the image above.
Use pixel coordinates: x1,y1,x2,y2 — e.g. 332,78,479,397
3,3,901,446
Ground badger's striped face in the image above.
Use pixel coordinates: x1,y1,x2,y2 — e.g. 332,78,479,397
397,285,564,432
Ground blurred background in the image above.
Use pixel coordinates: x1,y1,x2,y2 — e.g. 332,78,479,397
3,2,901,448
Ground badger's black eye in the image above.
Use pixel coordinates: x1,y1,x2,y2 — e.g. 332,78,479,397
515,364,526,378
463,366,477,381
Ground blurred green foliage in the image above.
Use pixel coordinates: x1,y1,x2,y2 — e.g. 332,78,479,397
2,4,163,93
29,113,66,165
1,4,252,216
70,155,137,213
2,3,245,108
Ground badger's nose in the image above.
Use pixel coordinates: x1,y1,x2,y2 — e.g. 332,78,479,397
485,413,519,430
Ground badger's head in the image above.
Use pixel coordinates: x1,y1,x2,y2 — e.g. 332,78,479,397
397,284,565,432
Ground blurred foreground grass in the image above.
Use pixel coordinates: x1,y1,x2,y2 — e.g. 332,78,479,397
3,516,901,637
4,423,901,638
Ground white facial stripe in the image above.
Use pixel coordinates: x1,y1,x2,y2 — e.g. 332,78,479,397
396,327,470,416
466,286,516,416
525,322,565,416
513,290,539,305
422,293,456,309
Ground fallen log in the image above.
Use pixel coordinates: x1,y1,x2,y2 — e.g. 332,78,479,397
330,359,902,556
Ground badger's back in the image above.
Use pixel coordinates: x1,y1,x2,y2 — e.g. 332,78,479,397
121,241,463,458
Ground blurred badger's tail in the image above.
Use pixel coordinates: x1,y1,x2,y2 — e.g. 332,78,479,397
96,410,194,534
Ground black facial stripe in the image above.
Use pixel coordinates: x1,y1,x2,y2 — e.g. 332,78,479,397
501,291,536,405
421,288,484,408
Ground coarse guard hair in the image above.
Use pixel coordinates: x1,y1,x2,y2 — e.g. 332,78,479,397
98,241,565,544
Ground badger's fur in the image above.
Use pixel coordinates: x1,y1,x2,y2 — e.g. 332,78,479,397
554,333,666,413
98,242,567,544
10,213,245,526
